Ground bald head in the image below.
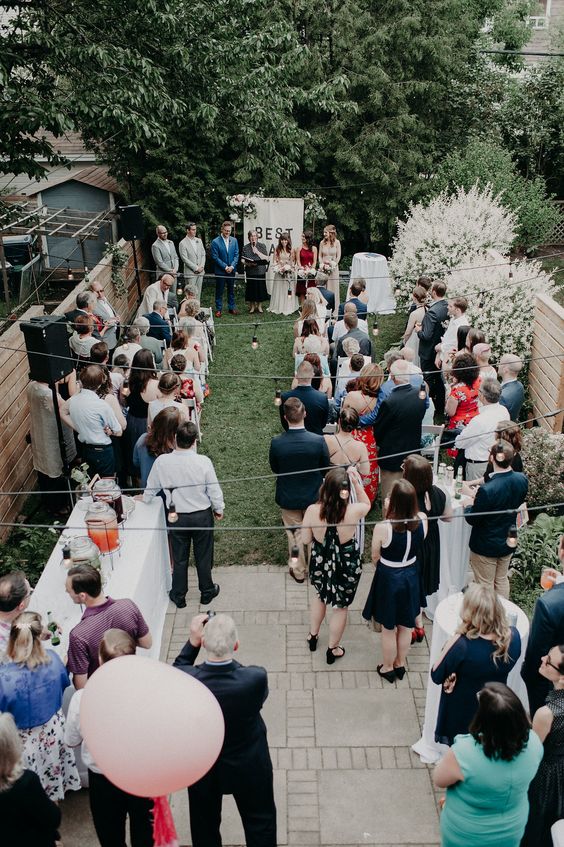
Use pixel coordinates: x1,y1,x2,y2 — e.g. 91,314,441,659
499,353,522,380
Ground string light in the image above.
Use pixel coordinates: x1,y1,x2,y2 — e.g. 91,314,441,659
418,381,427,400
274,378,282,407
167,491,178,524
372,318,379,337
506,525,518,548
176,283,183,296
66,262,74,281
251,323,259,350
495,440,506,463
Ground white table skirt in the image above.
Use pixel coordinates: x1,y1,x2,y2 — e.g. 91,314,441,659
30,498,172,662
348,252,395,314
425,490,472,618
412,592,530,764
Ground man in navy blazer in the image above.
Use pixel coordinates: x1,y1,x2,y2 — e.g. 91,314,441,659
174,613,276,847
211,220,240,316
498,354,525,420
279,360,329,436
144,300,172,346
522,535,564,715
417,281,448,416
465,440,528,598
270,396,329,582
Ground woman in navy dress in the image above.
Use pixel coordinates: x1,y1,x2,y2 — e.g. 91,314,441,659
430,583,520,745
362,479,428,683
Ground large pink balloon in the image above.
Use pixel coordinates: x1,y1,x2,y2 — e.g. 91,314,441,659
80,655,225,796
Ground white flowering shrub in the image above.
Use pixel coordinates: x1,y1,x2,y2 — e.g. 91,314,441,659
389,185,516,304
444,256,554,360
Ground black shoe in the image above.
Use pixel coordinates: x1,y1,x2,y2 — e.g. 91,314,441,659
307,633,319,652
377,664,397,684
394,666,406,680
200,583,220,605
169,591,186,609
289,568,305,584
326,646,345,665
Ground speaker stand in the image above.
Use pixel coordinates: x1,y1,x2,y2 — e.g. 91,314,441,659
49,382,75,512
130,240,142,303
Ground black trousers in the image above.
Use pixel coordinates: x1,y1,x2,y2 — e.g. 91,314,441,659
188,763,277,847
88,769,153,847
169,507,215,601
37,471,70,514
420,356,445,416
81,443,116,477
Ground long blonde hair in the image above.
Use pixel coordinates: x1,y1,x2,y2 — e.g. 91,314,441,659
0,713,23,792
323,224,337,245
7,611,49,670
458,584,512,664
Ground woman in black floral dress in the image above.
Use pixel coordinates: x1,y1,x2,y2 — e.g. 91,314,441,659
301,467,370,665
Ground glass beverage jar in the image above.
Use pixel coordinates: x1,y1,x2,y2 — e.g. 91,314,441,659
92,478,124,523
85,502,120,554
68,536,102,570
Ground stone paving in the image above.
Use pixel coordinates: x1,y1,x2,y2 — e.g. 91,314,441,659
60,565,441,846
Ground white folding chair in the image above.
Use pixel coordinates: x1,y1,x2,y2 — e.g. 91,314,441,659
323,423,337,435
421,423,445,476
200,307,216,347
183,398,202,442
551,820,564,847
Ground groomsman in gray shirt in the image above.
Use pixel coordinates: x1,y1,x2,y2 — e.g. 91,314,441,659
179,222,206,300
151,225,179,281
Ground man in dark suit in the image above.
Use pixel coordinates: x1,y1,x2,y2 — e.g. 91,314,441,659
144,300,172,346
279,360,329,436
338,278,368,319
334,313,372,360
65,290,103,338
372,359,426,501
499,354,525,421
211,220,240,317
174,613,277,847
417,280,448,416
270,397,329,582
522,535,564,716
465,440,528,599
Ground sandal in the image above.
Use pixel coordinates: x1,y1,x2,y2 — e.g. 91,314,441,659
377,664,397,684
307,633,318,652
326,645,345,665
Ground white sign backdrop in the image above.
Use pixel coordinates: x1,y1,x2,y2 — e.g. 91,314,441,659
243,197,304,294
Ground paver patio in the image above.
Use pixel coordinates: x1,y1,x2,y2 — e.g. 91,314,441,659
60,564,441,846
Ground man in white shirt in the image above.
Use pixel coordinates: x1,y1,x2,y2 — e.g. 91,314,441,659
88,280,120,352
137,273,175,318
143,421,224,608
179,222,206,300
454,377,510,481
331,302,368,346
435,296,468,369
68,365,123,477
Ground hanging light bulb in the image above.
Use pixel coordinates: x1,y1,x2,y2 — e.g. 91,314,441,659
340,476,350,499
508,259,513,279
67,263,74,281
251,323,259,350
418,381,427,400
495,440,505,463
168,491,178,524
287,284,292,298
372,319,379,337
84,265,89,274
177,284,183,296
274,388,282,407
506,525,518,549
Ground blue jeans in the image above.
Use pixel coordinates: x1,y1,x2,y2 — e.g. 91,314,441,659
215,272,236,312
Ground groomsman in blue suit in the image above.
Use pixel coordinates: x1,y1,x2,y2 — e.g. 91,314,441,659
211,220,240,316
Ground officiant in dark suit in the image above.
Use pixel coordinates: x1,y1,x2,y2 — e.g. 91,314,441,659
242,229,270,314
174,613,277,847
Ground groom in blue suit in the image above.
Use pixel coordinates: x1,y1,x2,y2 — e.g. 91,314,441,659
211,220,240,316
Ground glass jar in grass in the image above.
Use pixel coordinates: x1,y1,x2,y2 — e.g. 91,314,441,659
92,477,124,523
85,502,120,554
68,536,102,571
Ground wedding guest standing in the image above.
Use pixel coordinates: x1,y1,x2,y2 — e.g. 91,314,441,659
294,231,317,304
123,349,159,478
522,644,564,846
242,230,269,314
89,279,120,354
433,683,542,847
417,281,448,416
430,584,520,746
302,467,370,663
178,222,206,300
151,225,179,280
318,224,341,312
271,232,298,315
0,713,62,847
211,220,239,317
341,363,384,503
498,353,525,421
401,286,427,367
0,612,80,800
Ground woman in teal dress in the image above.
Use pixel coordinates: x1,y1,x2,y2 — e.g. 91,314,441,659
433,682,543,847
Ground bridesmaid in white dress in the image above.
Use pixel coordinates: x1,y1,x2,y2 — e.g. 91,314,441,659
318,224,342,312
401,285,427,367
270,232,298,314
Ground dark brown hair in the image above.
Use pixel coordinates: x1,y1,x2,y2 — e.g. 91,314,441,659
431,281,447,298
67,564,102,598
350,278,366,296
0,571,28,613
158,372,180,395
302,230,314,249
146,407,180,458
319,467,349,526
386,479,420,533
349,353,365,373
303,353,323,391
90,341,109,363
171,329,188,351
402,454,433,495
169,353,187,374
80,364,105,391
129,349,157,395
412,285,427,305
417,276,433,291
451,351,480,389
283,397,305,424
466,327,486,351
457,325,471,351
469,682,530,761
301,318,320,339
494,420,522,453
339,407,359,433
275,232,292,257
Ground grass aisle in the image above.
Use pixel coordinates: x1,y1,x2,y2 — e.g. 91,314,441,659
198,282,405,567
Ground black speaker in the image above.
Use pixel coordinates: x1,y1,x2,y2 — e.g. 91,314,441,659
21,315,74,383
119,204,144,241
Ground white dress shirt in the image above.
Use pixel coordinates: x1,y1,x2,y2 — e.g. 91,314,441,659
68,389,122,445
65,690,101,773
454,402,510,460
439,314,467,358
112,342,142,365
143,447,224,514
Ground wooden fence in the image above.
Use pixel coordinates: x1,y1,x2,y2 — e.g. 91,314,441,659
529,292,564,434
0,240,148,540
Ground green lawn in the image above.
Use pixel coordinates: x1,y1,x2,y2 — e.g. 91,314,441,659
197,281,405,566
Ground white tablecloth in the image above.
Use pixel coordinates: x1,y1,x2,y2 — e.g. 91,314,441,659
30,498,172,662
349,252,395,314
425,488,472,618
412,593,530,764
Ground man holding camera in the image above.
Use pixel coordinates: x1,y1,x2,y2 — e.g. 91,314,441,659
174,612,277,847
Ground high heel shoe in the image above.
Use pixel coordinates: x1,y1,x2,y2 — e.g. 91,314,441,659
307,633,318,652
326,646,345,665
393,666,406,681
411,627,425,644
377,664,397,684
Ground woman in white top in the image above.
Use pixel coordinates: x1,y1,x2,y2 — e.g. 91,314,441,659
147,372,190,427
292,319,330,357
401,285,427,367
294,300,327,337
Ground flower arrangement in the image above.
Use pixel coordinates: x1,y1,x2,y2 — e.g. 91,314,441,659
103,242,129,297
297,266,317,280
304,191,326,223
276,261,293,278
227,193,257,221
70,462,90,486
